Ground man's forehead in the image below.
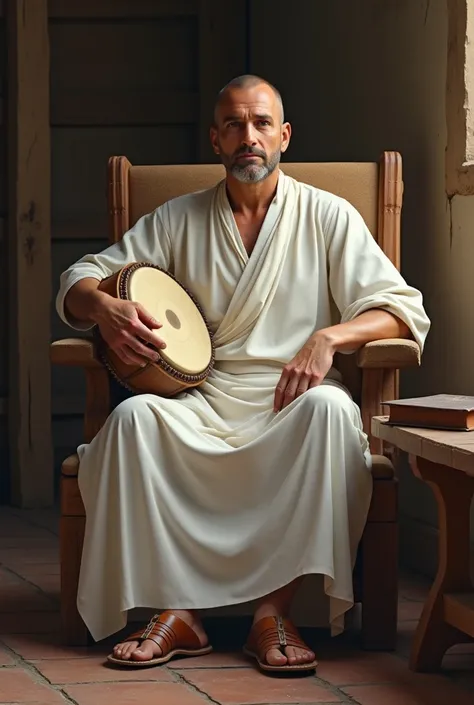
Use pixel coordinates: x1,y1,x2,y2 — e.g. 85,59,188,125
216,86,278,117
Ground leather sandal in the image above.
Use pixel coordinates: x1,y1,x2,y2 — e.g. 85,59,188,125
107,610,212,667
243,616,318,673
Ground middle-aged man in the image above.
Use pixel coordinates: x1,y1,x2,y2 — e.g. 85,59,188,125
56,75,430,674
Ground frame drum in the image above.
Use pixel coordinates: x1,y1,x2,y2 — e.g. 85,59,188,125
96,262,214,396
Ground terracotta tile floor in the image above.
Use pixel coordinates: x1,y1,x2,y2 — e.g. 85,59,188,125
0,506,473,705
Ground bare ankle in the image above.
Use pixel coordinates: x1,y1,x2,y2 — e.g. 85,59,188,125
253,578,303,623
166,610,206,635
254,603,288,622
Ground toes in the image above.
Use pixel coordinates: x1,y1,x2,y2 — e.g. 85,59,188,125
265,647,287,666
123,643,138,661
263,645,315,668
130,648,151,662
297,649,312,663
301,648,315,663
284,647,315,665
131,638,162,662
113,641,137,661
111,638,163,664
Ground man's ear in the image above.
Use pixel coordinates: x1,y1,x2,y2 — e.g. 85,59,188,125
280,122,292,153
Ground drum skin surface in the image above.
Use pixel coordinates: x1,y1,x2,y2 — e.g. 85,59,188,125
95,262,215,396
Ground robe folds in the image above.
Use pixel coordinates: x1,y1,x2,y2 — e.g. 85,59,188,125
56,171,430,642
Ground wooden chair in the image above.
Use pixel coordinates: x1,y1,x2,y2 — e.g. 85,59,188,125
51,152,422,648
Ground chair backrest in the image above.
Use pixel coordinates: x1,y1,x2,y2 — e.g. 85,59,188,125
109,156,401,267
107,153,403,448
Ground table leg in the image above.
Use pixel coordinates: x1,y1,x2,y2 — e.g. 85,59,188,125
408,456,474,672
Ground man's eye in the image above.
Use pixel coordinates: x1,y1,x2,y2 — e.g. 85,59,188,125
257,120,270,127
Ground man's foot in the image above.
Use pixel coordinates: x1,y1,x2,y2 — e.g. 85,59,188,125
252,605,315,668
109,610,210,665
244,605,317,672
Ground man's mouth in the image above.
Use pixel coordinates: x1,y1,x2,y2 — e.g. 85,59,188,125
236,153,263,160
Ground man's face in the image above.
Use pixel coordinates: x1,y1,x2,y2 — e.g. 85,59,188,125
210,84,291,184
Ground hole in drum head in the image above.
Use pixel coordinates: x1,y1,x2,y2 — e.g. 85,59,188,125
165,309,181,330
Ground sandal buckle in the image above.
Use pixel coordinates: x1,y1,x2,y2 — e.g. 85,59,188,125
276,616,287,647
141,613,159,639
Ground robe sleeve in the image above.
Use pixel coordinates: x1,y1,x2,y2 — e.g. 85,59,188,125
55,209,173,331
324,198,430,352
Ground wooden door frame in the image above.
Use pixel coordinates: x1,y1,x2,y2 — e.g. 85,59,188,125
6,0,53,507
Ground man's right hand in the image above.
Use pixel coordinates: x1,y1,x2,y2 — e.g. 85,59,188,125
94,297,166,366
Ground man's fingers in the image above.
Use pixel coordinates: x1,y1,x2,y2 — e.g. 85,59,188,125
275,372,300,412
115,345,149,366
126,335,166,361
274,370,290,412
135,303,162,330
131,320,167,350
295,375,311,398
309,375,323,389
281,375,300,410
274,388,283,412
275,371,315,412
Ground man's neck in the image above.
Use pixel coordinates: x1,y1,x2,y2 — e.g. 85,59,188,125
225,169,280,215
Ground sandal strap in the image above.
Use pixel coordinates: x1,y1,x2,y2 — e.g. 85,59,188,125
124,611,201,653
247,616,308,656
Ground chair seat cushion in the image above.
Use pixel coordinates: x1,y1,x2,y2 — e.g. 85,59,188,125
370,454,395,479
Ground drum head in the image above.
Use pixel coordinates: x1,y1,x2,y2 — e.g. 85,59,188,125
128,267,212,375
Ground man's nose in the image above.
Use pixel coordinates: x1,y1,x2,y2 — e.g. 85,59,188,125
241,123,257,146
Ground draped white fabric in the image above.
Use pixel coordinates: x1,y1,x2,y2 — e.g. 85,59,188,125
56,172,430,641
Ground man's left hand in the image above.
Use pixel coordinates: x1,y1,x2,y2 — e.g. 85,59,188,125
274,332,335,412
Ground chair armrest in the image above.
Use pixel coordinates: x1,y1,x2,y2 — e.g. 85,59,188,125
50,337,110,443
50,338,102,368
356,338,421,369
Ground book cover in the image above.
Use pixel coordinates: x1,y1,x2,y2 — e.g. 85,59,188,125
382,394,474,431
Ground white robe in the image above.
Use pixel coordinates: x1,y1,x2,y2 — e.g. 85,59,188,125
56,171,430,642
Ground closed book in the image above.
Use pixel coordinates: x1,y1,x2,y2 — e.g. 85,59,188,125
383,394,474,431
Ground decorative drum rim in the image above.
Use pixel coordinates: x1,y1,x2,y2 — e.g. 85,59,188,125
95,261,215,392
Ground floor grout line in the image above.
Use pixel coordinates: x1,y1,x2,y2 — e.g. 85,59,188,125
175,668,231,704
0,639,79,704
0,562,60,606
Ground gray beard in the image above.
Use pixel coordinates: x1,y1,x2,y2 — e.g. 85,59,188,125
229,149,281,183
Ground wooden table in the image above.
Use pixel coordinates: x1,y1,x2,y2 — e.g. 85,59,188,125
372,416,474,672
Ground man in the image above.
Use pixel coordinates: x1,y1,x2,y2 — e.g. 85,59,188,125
56,75,430,674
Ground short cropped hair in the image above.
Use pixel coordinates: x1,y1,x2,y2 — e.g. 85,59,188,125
214,74,285,124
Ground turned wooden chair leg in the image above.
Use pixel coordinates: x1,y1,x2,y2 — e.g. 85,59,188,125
60,514,90,645
360,520,398,650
